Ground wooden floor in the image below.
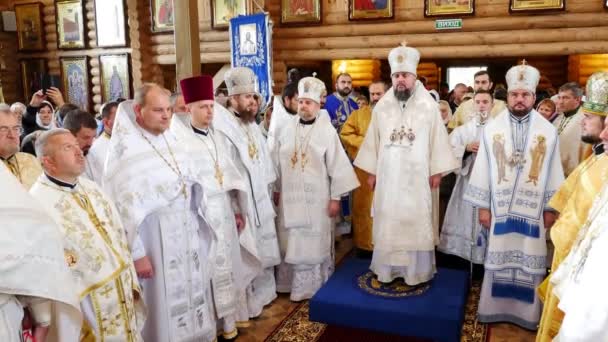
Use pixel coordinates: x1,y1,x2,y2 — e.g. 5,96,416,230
235,238,537,342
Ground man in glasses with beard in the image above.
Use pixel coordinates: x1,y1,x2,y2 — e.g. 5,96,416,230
355,44,458,286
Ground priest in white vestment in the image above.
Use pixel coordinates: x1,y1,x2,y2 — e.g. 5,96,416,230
172,75,259,339
439,90,494,265
214,67,281,321
0,163,81,342
102,84,218,342
85,101,118,184
30,128,146,341
463,63,564,330
272,77,359,301
354,44,459,285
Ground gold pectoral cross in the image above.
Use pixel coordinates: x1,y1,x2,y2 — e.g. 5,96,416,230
291,151,298,169
181,182,188,198
300,152,308,171
214,163,224,187
248,142,258,160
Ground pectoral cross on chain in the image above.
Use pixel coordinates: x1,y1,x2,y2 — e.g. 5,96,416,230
214,163,224,187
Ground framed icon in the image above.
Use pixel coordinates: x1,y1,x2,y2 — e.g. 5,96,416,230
349,0,393,20
424,0,474,17
212,0,249,29
15,2,45,51
509,0,565,13
280,0,320,25
94,0,128,47
20,58,47,100
99,54,131,102
55,0,86,49
60,56,90,111
151,0,174,32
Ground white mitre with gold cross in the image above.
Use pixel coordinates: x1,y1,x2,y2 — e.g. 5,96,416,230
388,42,420,76
506,60,540,94
224,66,257,96
298,75,326,104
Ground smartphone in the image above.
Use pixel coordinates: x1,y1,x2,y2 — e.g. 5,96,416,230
40,74,61,94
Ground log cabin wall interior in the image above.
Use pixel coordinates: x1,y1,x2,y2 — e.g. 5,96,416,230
3,0,608,109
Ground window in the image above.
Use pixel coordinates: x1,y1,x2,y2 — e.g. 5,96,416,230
447,66,487,90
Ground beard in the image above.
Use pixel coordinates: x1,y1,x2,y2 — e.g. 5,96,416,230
235,104,256,123
285,105,297,115
582,134,602,145
337,88,352,97
509,105,533,117
394,88,412,102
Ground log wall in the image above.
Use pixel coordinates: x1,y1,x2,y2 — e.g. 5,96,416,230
3,0,608,105
569,54,608,86
10,0,137,112
268,0,608,90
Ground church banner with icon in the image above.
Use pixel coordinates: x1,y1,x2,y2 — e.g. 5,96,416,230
229,13,273,107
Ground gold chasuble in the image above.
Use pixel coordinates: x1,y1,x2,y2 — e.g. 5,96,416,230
1,152,42,189
340,106,374,251
536,151,608,341
30,175,145,342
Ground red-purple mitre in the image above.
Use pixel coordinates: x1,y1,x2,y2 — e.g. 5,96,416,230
179,75,214,104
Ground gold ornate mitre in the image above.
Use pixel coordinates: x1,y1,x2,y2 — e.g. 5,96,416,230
506,60,540,94
388,42,420,76
224,66,257,96
297,76,326,104
582,71,608,117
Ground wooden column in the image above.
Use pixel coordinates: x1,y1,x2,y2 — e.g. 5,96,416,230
173,0,200,84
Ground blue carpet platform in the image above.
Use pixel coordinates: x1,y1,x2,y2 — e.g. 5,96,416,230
309,258,470,342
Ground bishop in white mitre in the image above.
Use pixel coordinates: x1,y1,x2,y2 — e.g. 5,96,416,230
271,77,359,301
463,63,564,330
354,44,458,285
30,129,145,341
102,84,218,342
171,75,258,339
85,101,118,184
214,67,281,321
0,162,80,342
439,90,495,265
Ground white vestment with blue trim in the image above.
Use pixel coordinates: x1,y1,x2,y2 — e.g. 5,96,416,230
464,109,564,330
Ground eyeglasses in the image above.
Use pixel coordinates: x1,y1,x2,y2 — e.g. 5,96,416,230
0,126,24,136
